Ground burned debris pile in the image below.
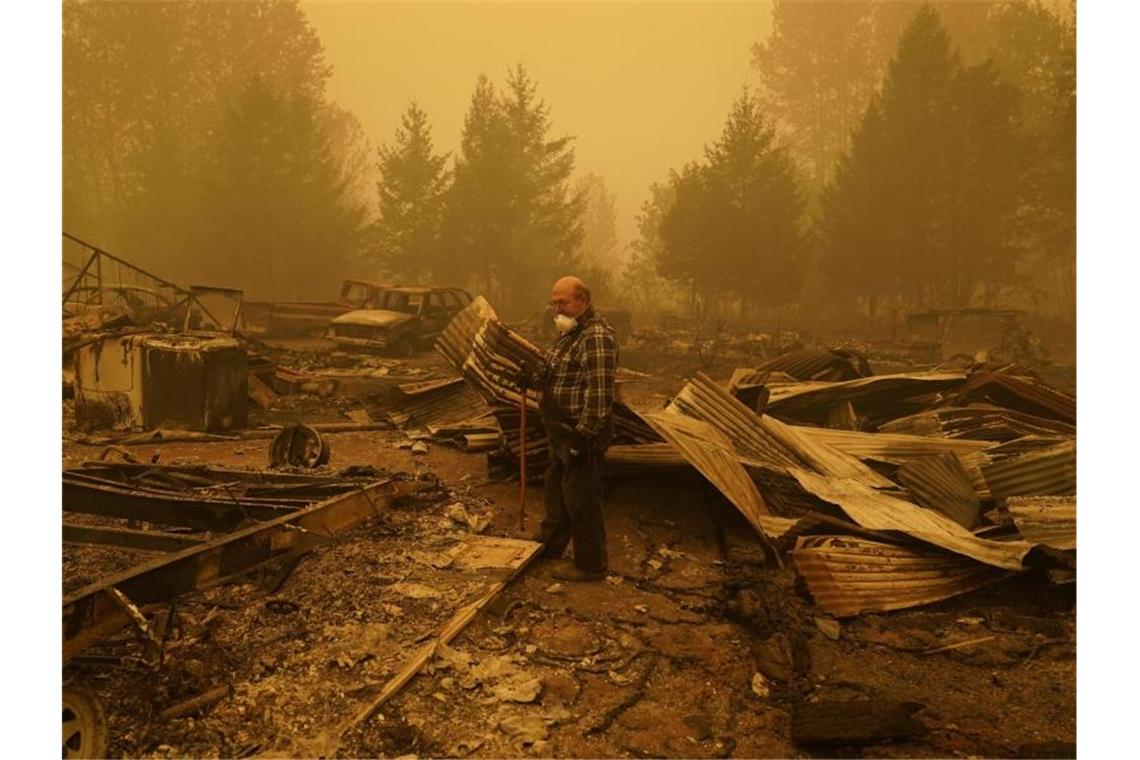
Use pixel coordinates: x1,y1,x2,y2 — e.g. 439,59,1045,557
63,454,536,758
420,296,1076,619
61,273,1075,757
640,365,1073,618
394,295,1077,621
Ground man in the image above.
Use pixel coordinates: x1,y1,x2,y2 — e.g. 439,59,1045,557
533,275,617,582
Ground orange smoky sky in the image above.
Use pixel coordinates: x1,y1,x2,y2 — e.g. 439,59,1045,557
301,0,773,257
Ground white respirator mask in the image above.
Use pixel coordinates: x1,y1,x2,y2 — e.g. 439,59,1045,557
553,313,578,334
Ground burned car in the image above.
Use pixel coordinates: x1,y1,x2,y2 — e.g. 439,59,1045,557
262,278,393,336
326,286,473,355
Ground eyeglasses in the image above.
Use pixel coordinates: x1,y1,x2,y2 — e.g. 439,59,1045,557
550,295,581,308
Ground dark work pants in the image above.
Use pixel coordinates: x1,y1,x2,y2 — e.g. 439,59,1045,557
539,403,611,573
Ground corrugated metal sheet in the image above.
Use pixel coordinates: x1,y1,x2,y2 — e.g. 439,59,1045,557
896,454,982,529
950,370,1076,425
982,439,1076,498
787,468,1032,569
642,411,798,541
668,372,894,488
984,435,1071,461
792,535,1006,617
1006,496,1076,550
795,426,994,463
668,372,802,470
386,378,490,434
436,295,500,370
753,348,872,381
760,414,897,488
789,426,993,499
464,320,545,407
397,377,467,396
604,443,691,475
879,405,1075,442
764,372,967,419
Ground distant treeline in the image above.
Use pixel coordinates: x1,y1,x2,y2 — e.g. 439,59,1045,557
63,1,1074,322
631,1,1075,325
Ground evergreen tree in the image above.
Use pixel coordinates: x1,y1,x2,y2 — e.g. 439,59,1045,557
440,75,511,292
751,1,877,191
752,0,997,193
658,92,806,316
441,66,582,313
990,1,1075,316
619,182,684,314
818,6,1030,313
63,0,354,285
191,78,367,299
373,102,450,282
570,173,619,304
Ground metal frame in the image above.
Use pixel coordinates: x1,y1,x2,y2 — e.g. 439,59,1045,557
63,523,207,553
179,285,245,335
63,480,401,662
63,232,190,320
63,475,298,531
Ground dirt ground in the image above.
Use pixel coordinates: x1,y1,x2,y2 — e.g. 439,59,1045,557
62,340,1076,758
62,413,1075,758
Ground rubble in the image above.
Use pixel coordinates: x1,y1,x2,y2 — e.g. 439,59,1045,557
61,290,1076,757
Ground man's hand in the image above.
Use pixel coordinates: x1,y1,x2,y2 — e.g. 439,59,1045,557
514,367,538,389
513,361,542,390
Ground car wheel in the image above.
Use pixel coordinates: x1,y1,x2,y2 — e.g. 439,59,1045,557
63,684,108,759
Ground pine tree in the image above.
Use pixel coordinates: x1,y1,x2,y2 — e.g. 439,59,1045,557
441,66,582,313
818,6,1029,313
498,65,583,309
751,1,998,194
63,0,345,281
751,1,877,190
373,102,450,282
191,78,367,299
990,1,1075,316
657,92,806,316
440,75,511,292
570,173,619,304
704,92,806,307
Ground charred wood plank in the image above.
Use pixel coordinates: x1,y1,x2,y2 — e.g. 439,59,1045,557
63,477,294,531
63,522,206,552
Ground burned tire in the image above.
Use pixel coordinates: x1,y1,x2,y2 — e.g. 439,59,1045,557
269,423,331,468
63,684,108,759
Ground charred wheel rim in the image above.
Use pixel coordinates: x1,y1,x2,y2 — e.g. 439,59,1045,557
63,685,108,759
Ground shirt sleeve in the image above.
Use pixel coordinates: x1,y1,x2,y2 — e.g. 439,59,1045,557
574,326,617,438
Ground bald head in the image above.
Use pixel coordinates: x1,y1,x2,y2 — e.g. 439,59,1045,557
551,275,591,318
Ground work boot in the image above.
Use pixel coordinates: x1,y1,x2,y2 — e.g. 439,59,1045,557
530,531,570,560
550,561,606,582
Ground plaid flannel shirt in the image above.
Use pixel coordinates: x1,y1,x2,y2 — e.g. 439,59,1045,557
544,307,618,439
